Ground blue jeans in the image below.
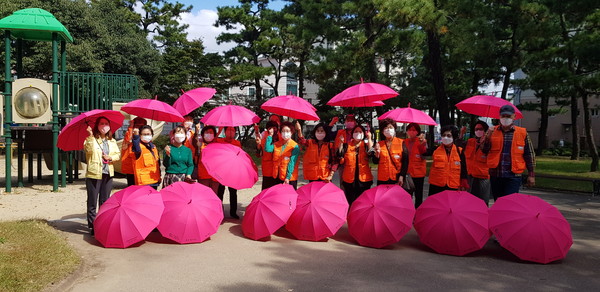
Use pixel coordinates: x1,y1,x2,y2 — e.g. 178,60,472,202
490,176,522,201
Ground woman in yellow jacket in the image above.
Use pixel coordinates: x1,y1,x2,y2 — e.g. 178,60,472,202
337,125,374,205
296,122,338,182
373,118,408,186
132,125,161,189
84,117,121,235
428,125,469,196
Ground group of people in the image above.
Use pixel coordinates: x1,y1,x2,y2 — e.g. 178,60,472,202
83,104,535,236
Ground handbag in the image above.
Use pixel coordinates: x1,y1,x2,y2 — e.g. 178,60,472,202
403,174,416,194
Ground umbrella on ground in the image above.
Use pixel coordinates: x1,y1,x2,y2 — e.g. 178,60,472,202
121,98,185,123
378,103,437,126
242,184,298,240
489,193,572,264
327,79,398,107
94,185,164,248
261,95,319,121
173,88,217,116
456,95,523,119
285,182,349,241
200,105,260,127
347,185,415,248
58,109,124,151
157,182,223,244
414,190,490,256
201,143,258,190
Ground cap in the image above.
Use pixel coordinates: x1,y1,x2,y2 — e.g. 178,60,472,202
499,104,515,116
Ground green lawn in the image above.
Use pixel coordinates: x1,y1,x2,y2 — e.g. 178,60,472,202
532,156,598,193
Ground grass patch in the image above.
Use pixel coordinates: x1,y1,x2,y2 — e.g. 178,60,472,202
535,156,598,179
0,220,80,292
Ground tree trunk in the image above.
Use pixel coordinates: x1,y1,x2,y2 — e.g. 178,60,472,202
253,56,262,100
428,107,437,149
426,29,450,126
569,95,580,160
581,92,599,171
298,51,307,98
537,92,549,155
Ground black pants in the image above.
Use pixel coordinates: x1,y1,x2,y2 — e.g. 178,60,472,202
377,179,397,185
261,176,278,190
274,178,298,190
86,174,113,228
428,184,457,197
342,180,372,205
218,184,238,216
412,177,425,208
469,176,491,206
126,174,135,186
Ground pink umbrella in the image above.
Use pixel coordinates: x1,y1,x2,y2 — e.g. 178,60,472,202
327,79,398,106
347,185,415,248
201,143,258,190
58,109,124,151
157,182,223,244
94,185,164,248
378,103,437,126
330,99,385,108
261,95,319,121
414,190,490,256
200,105,260,127
121,98,185,122
242,184,298,240
456,95,523,119
285,182,349,241
173,88,217,116
489,193,572,264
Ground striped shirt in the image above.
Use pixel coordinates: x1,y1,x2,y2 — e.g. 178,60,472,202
483,126,536,178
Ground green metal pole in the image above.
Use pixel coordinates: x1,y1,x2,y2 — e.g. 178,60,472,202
16,38,22,78
51,33,59,192
60,41,66,188
4,31,13,193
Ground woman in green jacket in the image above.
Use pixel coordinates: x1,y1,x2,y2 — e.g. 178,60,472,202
162,126,194,187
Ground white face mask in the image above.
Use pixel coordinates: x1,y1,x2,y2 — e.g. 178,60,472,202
407,130,418,139
345,122,355,129
315,132,326,141
441,137,453,145
99,125,110,134
282,132,292,140
475,130,484,138
353,132,364,141
174,133,185,143
500,118,513,127
141,135,152,143
203,134,214,142
184,121,193,128
383,128,395,138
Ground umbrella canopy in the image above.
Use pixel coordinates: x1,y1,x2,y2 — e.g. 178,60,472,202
200,105,260,127
456,95,523,120
285,182,349,241
414,191,491,256
327,80,398,106
261,95,319,121
157,182,223,244
201,143,258,190
347,185,415,248
58,109,124,151
330,99,385,108
489,193,572,264
121,98,185,123
173,87,217,116
378,104,437,126
242,184,298,240
94,185,164,248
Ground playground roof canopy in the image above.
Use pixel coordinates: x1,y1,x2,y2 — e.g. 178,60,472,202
0,8,73,43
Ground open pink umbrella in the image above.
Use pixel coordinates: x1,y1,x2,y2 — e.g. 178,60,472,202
456,95,523,119
58,109,124,151
94,185,164,248
242,184,298,240
330,99,385,108
121,98,185,122
414,190,490,256
201,105,260,127
201,143,258,190
261,95,319,121
157,182,223,244
347,185,415,248
285,182,349,241
173,88,217,116
378,103,437,126
327,79,398,106
489,193,572,264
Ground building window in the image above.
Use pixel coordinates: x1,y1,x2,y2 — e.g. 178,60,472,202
286,84,297,96
262,88,275,98
248,88,256,99
592,109,599,117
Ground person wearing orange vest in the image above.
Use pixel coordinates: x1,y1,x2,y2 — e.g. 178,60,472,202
182,115,196,152
264,121,301,190
121,117,147,186
337,125,374,205
428,125,469,196
464,121,491,205
373,118,408,186
216,126,243,219
194,125,220,196
483,105,536,200
131,125,161,189
404,123,428,207
329,114,357,190
296,122,338,182
255,121,280,190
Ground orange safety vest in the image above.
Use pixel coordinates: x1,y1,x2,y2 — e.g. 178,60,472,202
429,144,462,189
217,137,241,148
405,138,427,178
261,135,274,178
464,138,490,179
377,137,404,182
334,129,349,149
120,128,135,174
341,141,373,184
486,126,527,174
133,145,160,185
303,140,333,181
272,139,300,181
196,143,215,181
